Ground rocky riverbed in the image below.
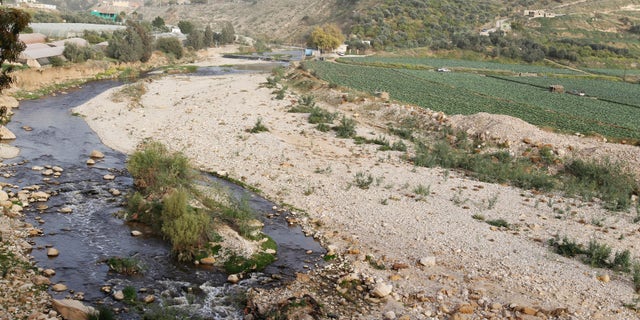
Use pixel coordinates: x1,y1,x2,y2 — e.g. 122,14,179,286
71,47,640,319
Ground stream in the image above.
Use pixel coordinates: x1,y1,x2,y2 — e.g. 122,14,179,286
3,69,324,319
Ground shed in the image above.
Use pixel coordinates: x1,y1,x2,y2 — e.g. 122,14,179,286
18,46,65,68
549,84,564,93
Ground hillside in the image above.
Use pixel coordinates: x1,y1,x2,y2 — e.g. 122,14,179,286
134,0,640,40
135,0,350,45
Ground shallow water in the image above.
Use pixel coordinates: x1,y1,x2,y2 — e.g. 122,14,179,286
4,68,324,318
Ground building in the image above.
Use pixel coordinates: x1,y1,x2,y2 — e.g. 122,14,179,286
523,10,557,18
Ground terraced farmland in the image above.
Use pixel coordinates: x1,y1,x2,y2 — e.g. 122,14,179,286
304,60,640,141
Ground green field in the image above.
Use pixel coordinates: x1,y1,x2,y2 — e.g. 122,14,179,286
338,56,586,75
305,60,640,141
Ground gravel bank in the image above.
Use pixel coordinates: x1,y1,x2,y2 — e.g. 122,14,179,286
74,48,640,319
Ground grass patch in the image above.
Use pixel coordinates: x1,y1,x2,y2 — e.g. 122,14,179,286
111,82,147,108
410,127,638,210
106,256,144,275
486,218,509,228
126,141,273,266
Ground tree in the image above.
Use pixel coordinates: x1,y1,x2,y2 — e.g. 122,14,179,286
204,25,214,47
106,21,152,62
307,24,345,52
185,29,205,50
63,42,96,63
151,16,167,31
0,8,30,93
220,22,235,44
155,37,183,59
177,20,194,35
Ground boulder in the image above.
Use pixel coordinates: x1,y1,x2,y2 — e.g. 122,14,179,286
90,150,104,159
51,283,67,292
86,159,95,165
31,191,50,201
32,275,51,286
227,274,240,284
103,174,115,180
143,295,155,303
52,299,97,320
418,256,436,267
371,283,393,298
59,207,73,214
0,126,16,140
113,290,124,301
47,248,59,257
200,256,215,265
130,230,143,237
43,269,56,277
0,144,19,159
0,190,8,202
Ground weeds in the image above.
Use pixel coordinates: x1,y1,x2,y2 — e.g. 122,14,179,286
308,107,336,124
548,236,583,258
486,219,509,228
413,184,430,197
106,257,143,275
487,194,499,210
249,117,269,133
353,172,374,190
471,214,485,221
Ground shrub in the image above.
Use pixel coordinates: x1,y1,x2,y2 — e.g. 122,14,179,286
335,115,356,138
88,307,115,320
155,37,184,59
613,250,632,272
563,159,638,211
308,106,336,124
584,239,612,268
127,141,193,194
160,188,209,261
548,236,583,258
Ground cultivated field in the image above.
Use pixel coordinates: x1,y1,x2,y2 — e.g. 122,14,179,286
305,58,640,142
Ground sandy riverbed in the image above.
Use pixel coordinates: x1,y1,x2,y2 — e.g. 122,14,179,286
74,46,640,319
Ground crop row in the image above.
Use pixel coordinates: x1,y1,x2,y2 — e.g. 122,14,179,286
305,61,640,140
486,75,640,108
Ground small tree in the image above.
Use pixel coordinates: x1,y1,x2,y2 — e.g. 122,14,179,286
204,25,214,47
307,24,345,52
63,42,86,63
185,29,205,50
177,20,194,35
220,22,235,44
107,21,153,63
0,8,31,93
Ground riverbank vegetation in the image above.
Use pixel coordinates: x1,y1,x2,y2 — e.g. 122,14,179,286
283,65,640,211
125,141,276,270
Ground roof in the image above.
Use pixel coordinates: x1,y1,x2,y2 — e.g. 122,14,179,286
18,33,47,44
19,46,64,60
49,38,89,47
26,43,51,50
